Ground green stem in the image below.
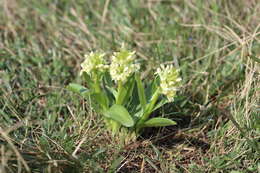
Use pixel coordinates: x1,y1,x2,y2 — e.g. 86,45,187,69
110,81,123,134
92,74,101,93
116,81,123,105
94,82,101,93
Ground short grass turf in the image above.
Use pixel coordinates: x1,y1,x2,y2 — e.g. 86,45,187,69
0,0,259,172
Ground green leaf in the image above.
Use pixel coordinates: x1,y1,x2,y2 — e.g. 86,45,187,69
82,72,95,88
135,73,146,109
104,104,134,127
91,91,109,110
150,76,160,98
152,98,168,112
67,83,90,97
142,117,177,127
116,83,127,105
116,76,135,105
107,87,118,99
103,71,114,88
123,77,136,104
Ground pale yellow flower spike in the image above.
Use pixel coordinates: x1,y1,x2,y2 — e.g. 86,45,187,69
156,64,182,101
109,47,140,83
80,52,108,76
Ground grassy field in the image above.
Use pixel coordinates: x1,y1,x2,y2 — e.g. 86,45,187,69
0,0,259,172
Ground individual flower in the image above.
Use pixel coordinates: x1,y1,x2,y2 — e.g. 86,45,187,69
109,48,140,83
80,52,108,76
155,64,182,101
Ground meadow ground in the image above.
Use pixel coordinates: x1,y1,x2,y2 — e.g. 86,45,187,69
0,0,259,172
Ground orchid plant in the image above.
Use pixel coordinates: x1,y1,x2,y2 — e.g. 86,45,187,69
68,45,182,138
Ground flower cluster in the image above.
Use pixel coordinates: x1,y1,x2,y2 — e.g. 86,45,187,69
156,64,182,101
109,49,140,83
80,49,181,103
80,52,108,76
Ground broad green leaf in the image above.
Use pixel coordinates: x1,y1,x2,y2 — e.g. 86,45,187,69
91,91,109,110
104,104,134,127
67,83,90,97
135,73,146,109
142,117,177,127
116,76,135,105
82,72,95,88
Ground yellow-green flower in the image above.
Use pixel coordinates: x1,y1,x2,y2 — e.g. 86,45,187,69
156,64,181,101
110,48,140,83
80,52,108,76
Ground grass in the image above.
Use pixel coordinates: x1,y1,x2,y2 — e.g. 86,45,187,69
0,0,259,172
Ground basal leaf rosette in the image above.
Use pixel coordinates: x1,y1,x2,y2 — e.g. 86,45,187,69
156,64,182,101
80,52,108,78
109,48,140,84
